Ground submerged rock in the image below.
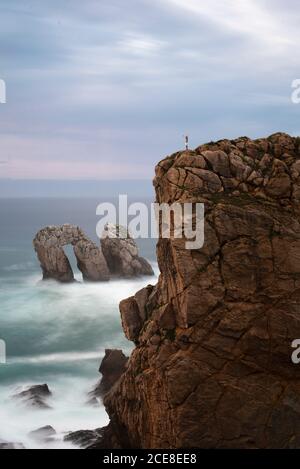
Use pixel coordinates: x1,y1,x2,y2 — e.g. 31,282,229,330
13,384,52,410
64,428,105,449
29,426,56,442
64,425,121,449
0,440,25,450
101,224,154,278
101,133,300,449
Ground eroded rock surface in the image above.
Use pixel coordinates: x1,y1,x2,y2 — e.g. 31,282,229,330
103,133,300,449
101,224,154,278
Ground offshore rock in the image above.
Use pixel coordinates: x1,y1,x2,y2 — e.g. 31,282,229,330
33,224,110,282
101,224,154,278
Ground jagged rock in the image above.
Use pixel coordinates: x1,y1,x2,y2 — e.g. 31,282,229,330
120,286,154,342
13,384,52,410
101,224,154,278
102,133,300,449
29,426,56,442
64,428,106,449
33,224,110,282
90,349,128,398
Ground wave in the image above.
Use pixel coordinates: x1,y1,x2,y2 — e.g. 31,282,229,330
0,376,109,449
10,350,105,365
3,261,35,272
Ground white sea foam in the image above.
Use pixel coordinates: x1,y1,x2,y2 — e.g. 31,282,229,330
3,261,35,272
0,262,159,448
0,376,109,449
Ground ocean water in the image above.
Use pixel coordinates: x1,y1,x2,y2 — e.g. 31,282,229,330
0,198,158,449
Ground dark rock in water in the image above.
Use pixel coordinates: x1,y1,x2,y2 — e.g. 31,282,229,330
13,384,52,410
85,396,100,407
0,440,25,449
101,224,154,278
90,349,128,398
86,425,123,449
64,425,122,449
29,426,56,442
64,428,105,449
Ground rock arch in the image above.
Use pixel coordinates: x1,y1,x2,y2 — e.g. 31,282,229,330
33,224,110,282
33,223,154,283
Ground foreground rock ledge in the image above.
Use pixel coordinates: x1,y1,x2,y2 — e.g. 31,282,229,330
102,133,300,449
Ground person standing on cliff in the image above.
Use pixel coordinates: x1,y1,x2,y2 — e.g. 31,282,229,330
184,135,189,150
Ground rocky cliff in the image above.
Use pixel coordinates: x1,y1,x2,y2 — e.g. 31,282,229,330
103,133,300,449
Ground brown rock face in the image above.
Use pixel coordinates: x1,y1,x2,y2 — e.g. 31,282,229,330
103,133,300,449
91,349,129,397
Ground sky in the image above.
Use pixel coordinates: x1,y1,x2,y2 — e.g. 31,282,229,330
1,0,300,191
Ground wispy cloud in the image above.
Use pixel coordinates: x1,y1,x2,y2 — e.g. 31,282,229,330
161,0,296,49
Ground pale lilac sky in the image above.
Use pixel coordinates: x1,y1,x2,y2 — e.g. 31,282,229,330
1,0,300,186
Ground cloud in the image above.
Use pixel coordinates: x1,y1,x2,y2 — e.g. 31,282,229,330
0,0,300,185
160,0,296,49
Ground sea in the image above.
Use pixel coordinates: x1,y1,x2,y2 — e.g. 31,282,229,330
0,197,158,449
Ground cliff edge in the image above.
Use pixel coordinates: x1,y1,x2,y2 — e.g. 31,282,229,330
104,133,300,449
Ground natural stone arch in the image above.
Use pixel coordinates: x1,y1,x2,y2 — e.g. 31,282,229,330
33,224,110,282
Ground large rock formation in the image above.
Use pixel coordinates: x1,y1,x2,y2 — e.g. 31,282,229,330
33,223,153,282
33,224,110,282
102,133,300,449
101,224,154,278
